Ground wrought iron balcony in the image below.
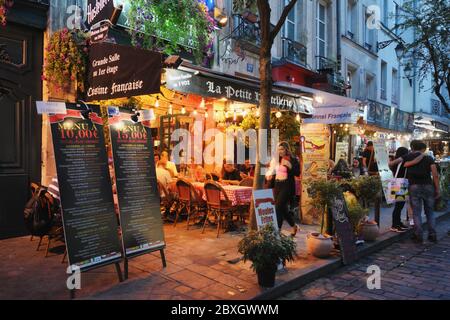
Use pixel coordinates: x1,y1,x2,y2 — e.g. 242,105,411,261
281,37,307,67
231,14,261,50
315,55,339,73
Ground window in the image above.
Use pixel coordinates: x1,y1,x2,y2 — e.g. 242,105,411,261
346,0,357,39
347,64,358,99
366,73,376,100
363,5,375,51
394,3,400,34
383,0,389,25
284,0,297,40
380,61,387,100
316,1,327,60
392,68,399,104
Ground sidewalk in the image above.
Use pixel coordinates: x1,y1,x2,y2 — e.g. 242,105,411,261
0,205,448,300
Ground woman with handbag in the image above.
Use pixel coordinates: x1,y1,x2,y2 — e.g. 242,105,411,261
388,147,409,232
265,142,299,236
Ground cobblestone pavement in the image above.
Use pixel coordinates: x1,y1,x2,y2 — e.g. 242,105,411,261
280,217,450,300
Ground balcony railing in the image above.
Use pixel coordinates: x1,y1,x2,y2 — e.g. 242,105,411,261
281,37,307,67
315,55,339,73
380,88,387,100
231,14,261,50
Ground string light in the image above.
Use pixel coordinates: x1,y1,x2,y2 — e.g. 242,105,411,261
181,106,186,114
193,109,198,116
233,111,237,121
296,113,300,122
200,98,205,109
204,110,208,118
155,96,159,108
168,103,173,115
256,108,260,117
275,111,282,118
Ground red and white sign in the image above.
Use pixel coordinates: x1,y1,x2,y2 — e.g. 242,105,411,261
253,189,278,230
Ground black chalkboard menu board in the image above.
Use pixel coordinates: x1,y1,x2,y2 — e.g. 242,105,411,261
329,193,358,265
108,107,165,257
50,103,122,271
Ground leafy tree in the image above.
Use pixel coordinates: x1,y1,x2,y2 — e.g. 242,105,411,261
395,0,450,113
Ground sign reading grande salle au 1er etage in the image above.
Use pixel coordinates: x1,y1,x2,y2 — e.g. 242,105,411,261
86,42,161,101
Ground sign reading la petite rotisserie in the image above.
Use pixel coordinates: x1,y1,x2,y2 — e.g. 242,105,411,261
86,42,161,101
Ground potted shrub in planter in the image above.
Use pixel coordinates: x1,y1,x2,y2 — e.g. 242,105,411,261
344,191,369,236
238,223,296,288
306,179,342,258
360,219,380,241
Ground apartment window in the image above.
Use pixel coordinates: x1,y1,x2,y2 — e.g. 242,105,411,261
381,61,387,100
363,5,375,51
347,64,358,99
394,3,400,34
392,68,399,104
284,0,297,40
346,0,357,39
383,0,389,25
316,1,327,59
366,73,376,100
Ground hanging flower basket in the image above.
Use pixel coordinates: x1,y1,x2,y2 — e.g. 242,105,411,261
43,28,89,100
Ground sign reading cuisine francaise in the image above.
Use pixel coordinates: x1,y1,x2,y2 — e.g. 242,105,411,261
86,43,161,101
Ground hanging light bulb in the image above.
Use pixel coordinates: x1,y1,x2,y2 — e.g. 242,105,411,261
275,111,282,118
200,98,205,109
168,103,173,115
204,110,208,118
233,111,237,121
155,96,160,108
333,130,337,134
181,106,186,114
256,108,260,117
193,108,198,116
340,124,344,128
296,113,300,122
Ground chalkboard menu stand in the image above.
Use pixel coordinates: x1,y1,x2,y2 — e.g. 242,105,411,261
124,249,167,280
107,108,167,280
69,259,124,299
330,193,358,265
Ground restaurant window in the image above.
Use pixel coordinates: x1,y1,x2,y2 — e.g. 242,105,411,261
380,60,387,100
316,1,328,62
346,0,358,40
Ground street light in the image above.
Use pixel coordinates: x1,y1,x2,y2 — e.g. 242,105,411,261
394,42,405,59
404,63,414,86
377,39,405,60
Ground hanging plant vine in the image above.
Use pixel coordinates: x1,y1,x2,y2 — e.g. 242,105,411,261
42,29,89,93
127,0,215,64
0,0,14,26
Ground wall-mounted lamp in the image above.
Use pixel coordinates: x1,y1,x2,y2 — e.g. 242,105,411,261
110,5,123,26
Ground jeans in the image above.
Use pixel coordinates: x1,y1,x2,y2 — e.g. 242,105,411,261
392,201,405,227
409,184,436,239
274,180,296,229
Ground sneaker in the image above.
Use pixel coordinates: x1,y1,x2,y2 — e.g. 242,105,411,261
409,220,415,226
390,226,407,233
428,234,437,243
398,223,410,230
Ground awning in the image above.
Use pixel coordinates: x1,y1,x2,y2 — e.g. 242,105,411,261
414,122,447,133
273,81,361,109
166,62,313,114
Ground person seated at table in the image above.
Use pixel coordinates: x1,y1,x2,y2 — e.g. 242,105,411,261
351,157,363,177
155,161,172,188
221,163,242,185
238,159,255,179
161,151,178,177
194,166,207,182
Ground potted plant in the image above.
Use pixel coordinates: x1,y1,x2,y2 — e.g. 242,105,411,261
349,175,382,208
306,179,342,258
238,223,296,287
0,0,13,27
344,191,369,236
359,219,380,241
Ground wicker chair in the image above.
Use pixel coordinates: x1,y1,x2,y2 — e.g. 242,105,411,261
203,180,240,237
175,178,206,229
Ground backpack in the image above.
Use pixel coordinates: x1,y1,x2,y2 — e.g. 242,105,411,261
24,183,55,237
